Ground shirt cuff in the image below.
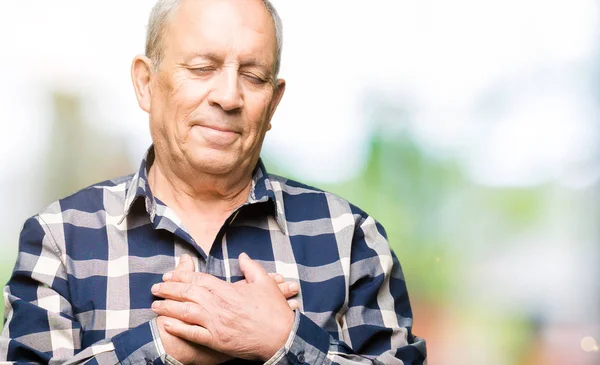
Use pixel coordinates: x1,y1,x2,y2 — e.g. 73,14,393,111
112,318,166,365
264,310,330,365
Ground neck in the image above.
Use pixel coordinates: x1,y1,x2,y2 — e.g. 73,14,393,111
147,154,254,218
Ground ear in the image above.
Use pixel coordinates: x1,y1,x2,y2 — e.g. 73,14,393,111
266,78,286,131
131,55,154,113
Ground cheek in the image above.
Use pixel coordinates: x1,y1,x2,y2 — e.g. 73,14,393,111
245,94,273,134
170,77,206,102
156,79,207,137
169,78,206,116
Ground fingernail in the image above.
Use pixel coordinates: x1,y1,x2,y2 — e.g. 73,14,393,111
163,272,172,281
239,252,249,260
289,282,299,292
152,301,161,310
151,283,160,294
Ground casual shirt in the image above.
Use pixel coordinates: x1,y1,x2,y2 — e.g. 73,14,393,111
1,147,427,364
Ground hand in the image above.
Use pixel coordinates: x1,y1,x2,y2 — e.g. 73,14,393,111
156,316,231,365
267,272,300,311
172,256,300,310
151,253,296,361
155,254,299,364
156,255,232,365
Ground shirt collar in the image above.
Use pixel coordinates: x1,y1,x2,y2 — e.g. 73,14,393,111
120,145,288,235
248,158,289,235
120,146,157,224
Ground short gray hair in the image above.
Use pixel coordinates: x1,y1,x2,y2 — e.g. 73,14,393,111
145,0,283,77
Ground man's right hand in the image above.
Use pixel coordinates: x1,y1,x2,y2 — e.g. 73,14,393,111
156,255,232,365
156,314,232,365
156,254,299,364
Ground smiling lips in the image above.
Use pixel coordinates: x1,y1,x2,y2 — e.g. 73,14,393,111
192,124,240,147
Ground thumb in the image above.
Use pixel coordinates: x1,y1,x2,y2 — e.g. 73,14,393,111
175,254,195,273
239,252,267,283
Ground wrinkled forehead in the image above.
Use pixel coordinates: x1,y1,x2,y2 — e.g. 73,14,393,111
163,0,277,70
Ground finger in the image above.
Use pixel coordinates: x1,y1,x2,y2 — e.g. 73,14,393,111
162,317,214,348
277,281,299,299
151,281,213,304
268,273,284,284
152,299,209,327
238,252,268,283
173,254,195,274
234,273,282,288
288,299,299,311
162,270,221,289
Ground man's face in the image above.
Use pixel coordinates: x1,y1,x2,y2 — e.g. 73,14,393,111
148,0,284,176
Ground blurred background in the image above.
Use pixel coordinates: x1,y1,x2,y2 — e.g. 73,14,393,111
0,1,599,364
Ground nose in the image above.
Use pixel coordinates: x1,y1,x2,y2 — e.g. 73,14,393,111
207,68,244,112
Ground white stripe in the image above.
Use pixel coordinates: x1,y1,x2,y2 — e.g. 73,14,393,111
50,329,75,351
222,236,231,282
38,212,64,225
107,256,130,278
37,293,61,314
361,216,408,346
33,256,61,277
91,342,114,355
331,213,355,234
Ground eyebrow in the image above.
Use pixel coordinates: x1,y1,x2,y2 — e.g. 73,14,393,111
183,52,272,74
184,52,221,64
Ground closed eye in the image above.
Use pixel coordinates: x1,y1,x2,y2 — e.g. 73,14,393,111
189,67,216,75
241,73,266,85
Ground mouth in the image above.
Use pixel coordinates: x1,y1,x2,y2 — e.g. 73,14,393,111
190,123,240,147
193,123,240,135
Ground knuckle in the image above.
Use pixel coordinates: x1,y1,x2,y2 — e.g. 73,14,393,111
215,326,232,344
182,284,195,300
173,271,190,283
180,271,192,282
169,271,181,282
181,302,193,320
192,272,205,286
279,284,290,296
161,302,175,317
172,271,189,282
187,324,200,340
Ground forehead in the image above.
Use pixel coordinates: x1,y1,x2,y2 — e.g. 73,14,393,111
164,0,277,67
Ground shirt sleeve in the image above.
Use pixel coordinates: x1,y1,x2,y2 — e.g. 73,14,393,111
265,215,427,365
0,216,166,365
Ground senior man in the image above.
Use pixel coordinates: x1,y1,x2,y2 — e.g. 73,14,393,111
1,0,427,364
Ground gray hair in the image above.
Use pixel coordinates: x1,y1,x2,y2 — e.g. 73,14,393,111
145,0,283,78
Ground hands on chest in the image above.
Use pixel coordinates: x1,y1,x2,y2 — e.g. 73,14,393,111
151,253,299,364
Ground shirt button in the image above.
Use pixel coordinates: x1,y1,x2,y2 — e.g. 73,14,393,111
297,351,305,363
146,359,153,365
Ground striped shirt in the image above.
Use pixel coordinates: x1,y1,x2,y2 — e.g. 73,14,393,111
1,147,427,364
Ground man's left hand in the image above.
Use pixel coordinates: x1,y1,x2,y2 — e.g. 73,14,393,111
151,252,295,362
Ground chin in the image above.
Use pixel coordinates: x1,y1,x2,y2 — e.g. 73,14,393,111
187,150,241,175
